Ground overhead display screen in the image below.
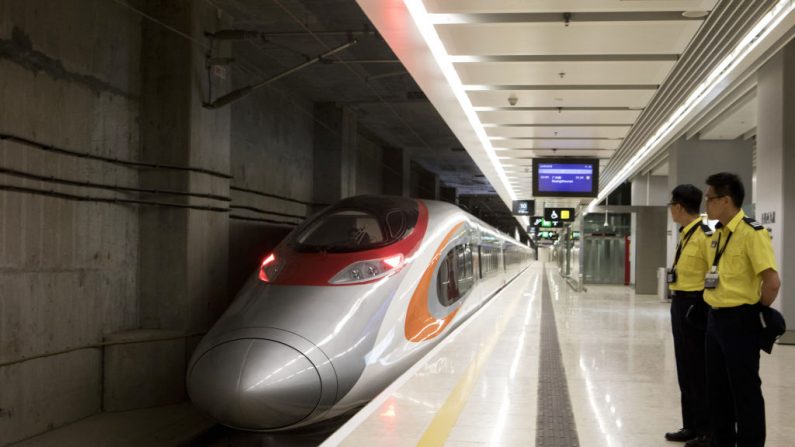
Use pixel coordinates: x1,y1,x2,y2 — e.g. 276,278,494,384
533,158,599,198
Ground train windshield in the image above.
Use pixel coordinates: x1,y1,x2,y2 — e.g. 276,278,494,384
292,196,419,253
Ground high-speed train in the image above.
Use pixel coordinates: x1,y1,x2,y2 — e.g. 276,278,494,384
187,195,533,431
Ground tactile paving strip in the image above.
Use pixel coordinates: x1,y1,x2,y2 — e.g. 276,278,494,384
535,267,580,447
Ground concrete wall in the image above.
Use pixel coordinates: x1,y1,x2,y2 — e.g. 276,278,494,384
227,78,315,298
382,147,410,196
0,0,142,443
356,136,383,195
0,1,419,444
231,85,314,215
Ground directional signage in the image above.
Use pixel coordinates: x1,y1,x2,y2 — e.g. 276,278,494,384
541,220,564,228
544,207,576,222
531,217,564,229
512,200,535,216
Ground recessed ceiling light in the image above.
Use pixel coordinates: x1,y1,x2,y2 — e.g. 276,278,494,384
682,11,709,18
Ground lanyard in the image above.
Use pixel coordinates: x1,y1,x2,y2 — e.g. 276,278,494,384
712,230,734,269
672,223,700,270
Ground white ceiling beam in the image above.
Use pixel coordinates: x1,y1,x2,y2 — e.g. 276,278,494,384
451,54,679,62
429,12,707,24
685,79,757,139
465,84,658,91
484,123,633,127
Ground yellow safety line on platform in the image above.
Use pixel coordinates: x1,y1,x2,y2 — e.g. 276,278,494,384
416,269,538,446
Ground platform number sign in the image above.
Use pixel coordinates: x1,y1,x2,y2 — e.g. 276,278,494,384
512,200,535,216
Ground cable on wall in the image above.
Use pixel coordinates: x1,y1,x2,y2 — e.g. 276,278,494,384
0,132,233,180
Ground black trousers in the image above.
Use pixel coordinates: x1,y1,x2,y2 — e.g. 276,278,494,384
670,293,709,434
706,305,765,447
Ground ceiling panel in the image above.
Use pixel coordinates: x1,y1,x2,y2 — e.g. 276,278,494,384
478,110,641,124
456,61,676,85
467,90,655,107
699,97,756,140
437,22,703,56
425,0,719,13
358,0,732,217
492,139,622,149
486,126,631,139
497,149,616,158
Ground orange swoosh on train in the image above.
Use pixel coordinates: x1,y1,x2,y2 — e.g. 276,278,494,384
404,222,465,343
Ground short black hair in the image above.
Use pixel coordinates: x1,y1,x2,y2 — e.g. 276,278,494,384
671,184,702,215
706,172,744,208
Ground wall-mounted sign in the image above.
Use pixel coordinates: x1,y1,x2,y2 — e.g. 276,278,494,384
530,215,545,227
512,200,535,216
536,219,564,228
544,207,575,222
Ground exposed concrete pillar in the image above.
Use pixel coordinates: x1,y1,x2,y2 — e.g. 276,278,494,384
127,0,230,412
757,40,795,324
138,0,230,333
382,147,410,197
313,102,357,204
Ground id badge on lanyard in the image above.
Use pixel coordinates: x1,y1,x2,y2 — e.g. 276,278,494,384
705,232,732,289
704,266,719,289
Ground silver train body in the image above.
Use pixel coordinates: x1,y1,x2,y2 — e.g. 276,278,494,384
187,196,533,431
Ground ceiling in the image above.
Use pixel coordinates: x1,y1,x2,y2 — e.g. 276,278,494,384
356,0,795,220
204,0,794,230
355,0,721,215
207,0,499,195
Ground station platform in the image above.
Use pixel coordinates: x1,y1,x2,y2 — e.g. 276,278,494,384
11,263,794,447
323,263,795,447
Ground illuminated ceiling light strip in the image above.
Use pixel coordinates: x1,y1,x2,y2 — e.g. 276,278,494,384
588,0,795,213
404,0,517,201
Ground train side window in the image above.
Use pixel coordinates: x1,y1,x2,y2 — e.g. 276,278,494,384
437,244,474,307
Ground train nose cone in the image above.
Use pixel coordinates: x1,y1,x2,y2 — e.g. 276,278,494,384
189,339,322,430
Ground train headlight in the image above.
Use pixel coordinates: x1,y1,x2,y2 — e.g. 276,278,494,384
258,253,285,283
329,254,404,284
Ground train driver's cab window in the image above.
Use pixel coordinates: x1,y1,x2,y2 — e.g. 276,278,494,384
437,244,474,306
296,210,384,251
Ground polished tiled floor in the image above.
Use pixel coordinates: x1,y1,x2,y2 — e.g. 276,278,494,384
324,263,795,447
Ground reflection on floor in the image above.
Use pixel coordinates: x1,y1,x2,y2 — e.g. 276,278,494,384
325,263,795,447
189,409,360,447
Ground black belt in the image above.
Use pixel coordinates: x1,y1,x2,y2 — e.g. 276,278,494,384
710,304,754,311
670,290,703,298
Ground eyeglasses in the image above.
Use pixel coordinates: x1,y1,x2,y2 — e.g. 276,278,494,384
667,202,679,207
704,195,725,202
